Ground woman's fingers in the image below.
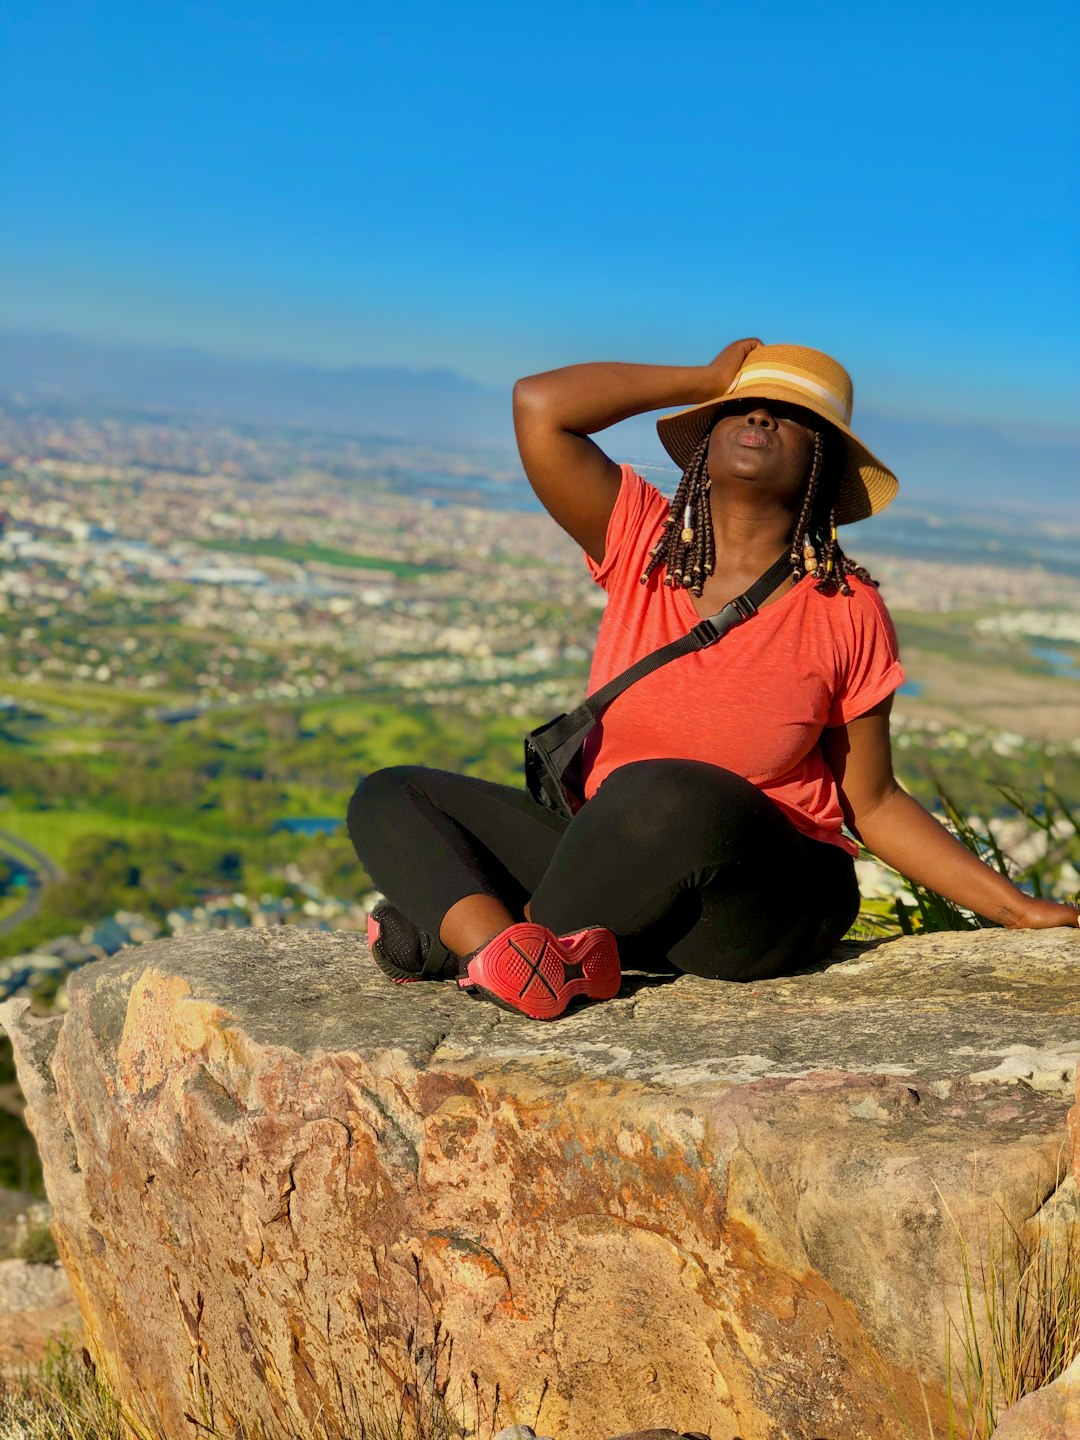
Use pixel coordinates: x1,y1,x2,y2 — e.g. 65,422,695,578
705,338,763,392
1002,897,1080,929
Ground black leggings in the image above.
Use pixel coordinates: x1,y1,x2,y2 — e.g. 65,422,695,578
347,759,861,983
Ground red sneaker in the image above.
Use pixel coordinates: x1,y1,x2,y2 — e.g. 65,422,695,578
457,921,620,1020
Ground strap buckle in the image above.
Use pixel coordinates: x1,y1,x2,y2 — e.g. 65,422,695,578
692,594,757,647
690,617,720,647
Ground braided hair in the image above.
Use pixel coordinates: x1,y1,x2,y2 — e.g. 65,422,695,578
639,420,877,597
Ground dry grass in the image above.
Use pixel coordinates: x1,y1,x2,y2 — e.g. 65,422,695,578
1,1336,131,1440
0,1261,513,1440
0,1335,478,1440
880,1162,1080,1440
938,1172,1080,1439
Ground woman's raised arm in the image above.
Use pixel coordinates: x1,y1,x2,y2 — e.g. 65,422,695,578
512,338,761,564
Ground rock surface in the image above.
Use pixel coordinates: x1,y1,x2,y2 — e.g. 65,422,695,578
0,1190,41,1260
1069,1050,1080,1192
493,1431,710,1440
991,1352,1080,1438
0,1256,83,1375
494,1431,709,1440
0,1255,72,1313
1,925,1078,1440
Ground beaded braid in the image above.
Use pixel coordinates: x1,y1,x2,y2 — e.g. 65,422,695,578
786,430,826,579
639,432,713,595
790,429,879,595
640,421,878,597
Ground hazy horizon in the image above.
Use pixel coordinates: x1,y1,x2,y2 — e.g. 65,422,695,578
3,328,1078,523
6,325,1080,450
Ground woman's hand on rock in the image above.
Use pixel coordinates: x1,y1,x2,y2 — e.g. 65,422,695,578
997,896,1080,929
703,338,763,396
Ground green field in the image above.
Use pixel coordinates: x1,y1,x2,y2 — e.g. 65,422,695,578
0,677,187,711
0,893,26,924
0,693,541,960
196,537,436,578
0,808,226,869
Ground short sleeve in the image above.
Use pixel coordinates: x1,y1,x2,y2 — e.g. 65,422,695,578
584,464,667,591
825,581,906,727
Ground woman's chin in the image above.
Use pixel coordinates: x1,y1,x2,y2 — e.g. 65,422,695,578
717,462,773,485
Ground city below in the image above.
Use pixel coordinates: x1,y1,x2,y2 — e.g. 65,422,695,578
0,396,1077,1009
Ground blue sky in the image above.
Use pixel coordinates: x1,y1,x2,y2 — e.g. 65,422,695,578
3,0,1078,429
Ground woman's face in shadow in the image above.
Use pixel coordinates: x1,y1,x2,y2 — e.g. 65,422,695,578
706,401,819,510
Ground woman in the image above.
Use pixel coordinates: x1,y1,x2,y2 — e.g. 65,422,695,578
348,340,1079,1020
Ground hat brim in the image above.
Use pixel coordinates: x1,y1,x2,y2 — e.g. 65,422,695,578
656,387,898,526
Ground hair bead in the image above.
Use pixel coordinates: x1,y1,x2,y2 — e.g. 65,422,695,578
789,437,879,597
640,431,712,592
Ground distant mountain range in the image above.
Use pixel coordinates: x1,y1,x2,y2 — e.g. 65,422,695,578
1,331,1076,517
0,331,509,449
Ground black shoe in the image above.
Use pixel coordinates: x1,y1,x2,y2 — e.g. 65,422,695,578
366,904,457,983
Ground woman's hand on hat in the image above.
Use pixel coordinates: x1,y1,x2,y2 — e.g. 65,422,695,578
996,895,1080,930
704,338,763,398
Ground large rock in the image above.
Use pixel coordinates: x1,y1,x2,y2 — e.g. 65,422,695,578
991,1352,1080,1438
0,1256,83,1376
1,925,1078,1440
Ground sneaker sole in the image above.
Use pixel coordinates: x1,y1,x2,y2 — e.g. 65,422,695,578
459,924,620,1020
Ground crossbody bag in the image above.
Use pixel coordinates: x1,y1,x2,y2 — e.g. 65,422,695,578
523,551,792,820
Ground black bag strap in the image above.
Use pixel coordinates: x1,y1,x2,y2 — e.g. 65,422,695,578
535,551,792,766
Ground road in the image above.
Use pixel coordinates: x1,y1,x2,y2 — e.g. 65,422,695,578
0,830,62,937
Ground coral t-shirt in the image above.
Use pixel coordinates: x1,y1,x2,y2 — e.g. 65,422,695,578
579,465,906,857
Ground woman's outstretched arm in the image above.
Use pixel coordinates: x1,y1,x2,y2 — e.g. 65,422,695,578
513,337,761,563
822,697,1080,929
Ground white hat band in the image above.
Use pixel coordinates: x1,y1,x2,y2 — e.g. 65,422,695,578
725,366,852,426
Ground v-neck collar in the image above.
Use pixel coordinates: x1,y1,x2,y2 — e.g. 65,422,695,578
672,569,812,630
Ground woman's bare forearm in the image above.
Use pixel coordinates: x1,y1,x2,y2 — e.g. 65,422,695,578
513,339,762,436
855,786,1070,927
513,362,720,435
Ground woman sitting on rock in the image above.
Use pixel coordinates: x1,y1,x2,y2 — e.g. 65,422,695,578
348,341,1080,1019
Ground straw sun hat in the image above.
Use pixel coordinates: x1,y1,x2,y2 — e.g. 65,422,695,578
655,344,898,525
